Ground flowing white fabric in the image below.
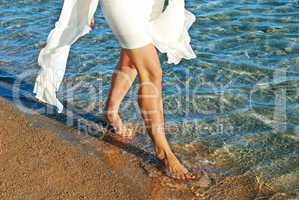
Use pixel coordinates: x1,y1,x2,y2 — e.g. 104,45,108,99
33,0,197,113
149,0,196,64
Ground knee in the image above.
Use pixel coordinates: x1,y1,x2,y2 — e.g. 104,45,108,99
148,67,163,83
118,60,136,70
141,63,163,84
124,44,163,83
119,49,136,70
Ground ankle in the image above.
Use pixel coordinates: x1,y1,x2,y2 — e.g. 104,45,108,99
105,111,119,120
155,146,174,160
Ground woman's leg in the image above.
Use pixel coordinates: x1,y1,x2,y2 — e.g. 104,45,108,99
123,43,195,180
104,49,138,136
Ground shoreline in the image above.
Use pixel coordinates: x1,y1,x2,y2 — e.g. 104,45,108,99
0,97,194,199
0,97,294,199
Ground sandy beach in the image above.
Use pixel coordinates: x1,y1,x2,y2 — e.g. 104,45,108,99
0,97,295,200
0,97,194,199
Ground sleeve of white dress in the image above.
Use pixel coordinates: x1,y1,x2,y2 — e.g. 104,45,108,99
33,0,99,113
149,0,197,65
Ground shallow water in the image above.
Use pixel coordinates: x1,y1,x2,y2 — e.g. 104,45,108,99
0,0,298,197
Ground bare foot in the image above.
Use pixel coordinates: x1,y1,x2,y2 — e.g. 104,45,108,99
155,146,195,180
104,112,133,139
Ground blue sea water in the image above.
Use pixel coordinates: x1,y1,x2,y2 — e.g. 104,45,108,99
0,0,298,197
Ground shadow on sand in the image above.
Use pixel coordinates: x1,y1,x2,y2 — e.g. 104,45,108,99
0,69,164,171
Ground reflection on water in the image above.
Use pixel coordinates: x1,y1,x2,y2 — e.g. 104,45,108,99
0,0,298,197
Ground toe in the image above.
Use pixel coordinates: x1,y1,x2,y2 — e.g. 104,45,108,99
184,171,195,180
167,170,180,180
124,130,134,139
173,175,180,180
173,171,188,180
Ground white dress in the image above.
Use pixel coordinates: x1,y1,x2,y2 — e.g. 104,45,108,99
33,0,197,113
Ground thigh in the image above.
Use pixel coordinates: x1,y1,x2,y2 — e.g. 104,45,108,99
123,44,162,79
118,49,135,69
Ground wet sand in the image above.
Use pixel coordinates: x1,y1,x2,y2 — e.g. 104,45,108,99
0,97,294,200
0,97,193,199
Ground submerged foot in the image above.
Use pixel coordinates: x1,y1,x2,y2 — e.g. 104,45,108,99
155,147,196,180
104,112,133,139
